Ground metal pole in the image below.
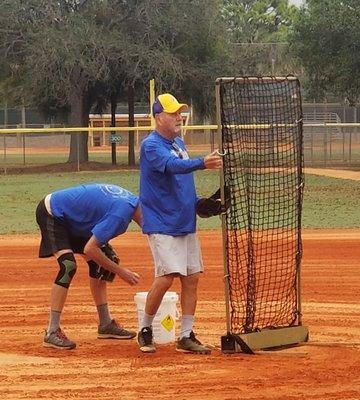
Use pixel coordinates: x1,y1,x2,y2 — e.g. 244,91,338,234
326,100,331,165
215,80,231,334
135,120,139,151
312,100,315,164
323,131,327,167
3,135,6,174
210,124,215,152
77,132,80,172
218,76,298,83
342,105,346,162
21,105,26,165
350,107,356,164
22,133,26,165
323,100,327,167
149,79,155,128
311,128,314,164
3,103,7,174
110,92,118,165
296,85,305,326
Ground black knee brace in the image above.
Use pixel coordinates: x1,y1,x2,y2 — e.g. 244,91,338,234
55,253,77,288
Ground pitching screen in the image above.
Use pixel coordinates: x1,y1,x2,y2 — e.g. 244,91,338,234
218,76,304,334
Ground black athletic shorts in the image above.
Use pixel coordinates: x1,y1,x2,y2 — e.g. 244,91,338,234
36,199,89,258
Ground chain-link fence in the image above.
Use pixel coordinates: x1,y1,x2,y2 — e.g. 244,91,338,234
1,103,360,173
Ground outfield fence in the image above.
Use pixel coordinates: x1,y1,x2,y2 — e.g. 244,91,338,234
1,123,360,173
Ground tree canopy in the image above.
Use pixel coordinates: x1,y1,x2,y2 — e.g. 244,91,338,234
221,0,299,75
0,0,231,162
289,0,360,103
0,0,230,114
222,0,299,43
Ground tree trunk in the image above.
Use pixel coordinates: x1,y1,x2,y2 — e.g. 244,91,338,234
128,84,136,166
68,90,90,163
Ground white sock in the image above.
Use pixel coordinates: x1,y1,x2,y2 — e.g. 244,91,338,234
180,315,194,338
141,313,155,329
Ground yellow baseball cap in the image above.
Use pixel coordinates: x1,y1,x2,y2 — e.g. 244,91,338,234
152,93,188,116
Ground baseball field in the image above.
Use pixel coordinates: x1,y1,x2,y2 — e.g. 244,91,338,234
0,168,359,399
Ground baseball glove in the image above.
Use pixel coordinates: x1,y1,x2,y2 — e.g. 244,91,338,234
93,244,119,282
196,187,231,218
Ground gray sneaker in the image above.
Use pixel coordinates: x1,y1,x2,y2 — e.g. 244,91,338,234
137,326,156,353
176,331,211,354
43,328,76,350
98,319,136,339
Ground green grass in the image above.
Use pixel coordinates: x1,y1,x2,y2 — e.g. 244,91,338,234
0,171,140,234
0,170,359,234
1,152,132,167
302,174,360,228
0,150,207,168
4,150,359,171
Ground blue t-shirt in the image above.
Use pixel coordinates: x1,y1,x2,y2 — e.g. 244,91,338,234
140,131,205,235
50,183,139,245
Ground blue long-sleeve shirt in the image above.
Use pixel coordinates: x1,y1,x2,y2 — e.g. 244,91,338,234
140,131,205,235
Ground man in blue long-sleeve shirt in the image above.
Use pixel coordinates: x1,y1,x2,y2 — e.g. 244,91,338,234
138,93,222,354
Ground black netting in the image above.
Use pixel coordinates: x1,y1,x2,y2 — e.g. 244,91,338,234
219,77,304,334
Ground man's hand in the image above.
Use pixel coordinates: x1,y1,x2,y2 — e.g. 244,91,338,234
117,268,140,286
204,150,223,170
84,236,140,285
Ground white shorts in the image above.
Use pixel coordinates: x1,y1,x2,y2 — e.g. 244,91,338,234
148,233,203,277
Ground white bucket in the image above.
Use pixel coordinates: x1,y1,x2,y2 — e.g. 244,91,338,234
134,291,179,344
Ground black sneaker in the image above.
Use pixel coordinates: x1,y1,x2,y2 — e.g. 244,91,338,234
43,328,76,350
176,331,211,354
137,326,156,353
98,319,136,339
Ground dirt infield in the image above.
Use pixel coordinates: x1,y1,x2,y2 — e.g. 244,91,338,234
0,230,359,400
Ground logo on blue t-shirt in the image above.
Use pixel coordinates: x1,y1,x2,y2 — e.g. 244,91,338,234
99,184,131,199
171,142,189,160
